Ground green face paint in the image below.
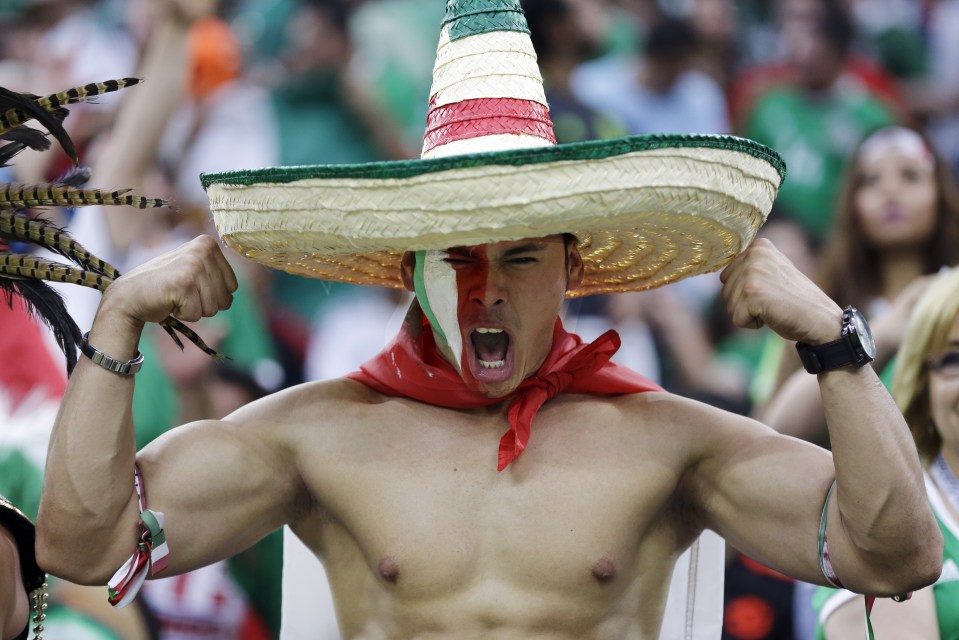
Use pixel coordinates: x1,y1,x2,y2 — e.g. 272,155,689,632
413,250,451,353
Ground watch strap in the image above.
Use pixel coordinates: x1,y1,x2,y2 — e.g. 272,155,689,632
80,332,144,375
796,338,854,374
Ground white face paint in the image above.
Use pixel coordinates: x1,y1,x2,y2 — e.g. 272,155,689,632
418,250,463,372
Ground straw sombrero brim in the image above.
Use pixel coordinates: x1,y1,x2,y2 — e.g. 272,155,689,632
201,134,785,297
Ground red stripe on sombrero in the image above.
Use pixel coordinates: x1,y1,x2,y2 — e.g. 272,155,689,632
423,97,556,153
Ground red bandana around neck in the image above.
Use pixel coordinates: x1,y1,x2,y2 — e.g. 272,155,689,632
347,309,663,470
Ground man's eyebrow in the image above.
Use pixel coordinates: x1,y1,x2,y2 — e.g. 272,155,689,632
502,243,547,257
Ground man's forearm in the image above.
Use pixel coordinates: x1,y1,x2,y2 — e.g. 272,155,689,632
37,302,146,582
820,365,942,591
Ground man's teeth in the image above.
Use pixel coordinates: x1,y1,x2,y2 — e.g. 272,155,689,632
475,327,503,334
479,359,506,368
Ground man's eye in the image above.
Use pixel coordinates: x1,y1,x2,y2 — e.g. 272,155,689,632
507,257,537,265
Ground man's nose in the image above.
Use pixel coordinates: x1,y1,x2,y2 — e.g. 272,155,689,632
469,265,507,307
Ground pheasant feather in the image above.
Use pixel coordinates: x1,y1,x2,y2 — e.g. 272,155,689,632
0,252,223,360
0,254,114,290
0,79,141,140
0,86,73,163
0,184,168,210
0,210,120,279
0,77,225,371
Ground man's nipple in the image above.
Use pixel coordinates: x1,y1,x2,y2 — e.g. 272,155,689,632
592,557,616,583
378,555,400,583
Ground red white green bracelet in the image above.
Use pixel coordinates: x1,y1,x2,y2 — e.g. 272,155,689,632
107,465,169,607
819,479,910,640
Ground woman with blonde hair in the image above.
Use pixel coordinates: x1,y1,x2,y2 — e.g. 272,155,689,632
813,266,959,638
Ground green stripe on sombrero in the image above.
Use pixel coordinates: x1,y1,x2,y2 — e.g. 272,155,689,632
446,11,529,40
442,0,528,41
201,134,786,188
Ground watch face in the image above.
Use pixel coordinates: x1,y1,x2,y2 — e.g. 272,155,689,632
848,308,877,359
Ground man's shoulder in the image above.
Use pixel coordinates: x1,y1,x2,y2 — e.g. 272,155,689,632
227,377,392,424
593,389,760,446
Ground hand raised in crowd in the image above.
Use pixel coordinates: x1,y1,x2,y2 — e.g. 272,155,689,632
153,0,218,25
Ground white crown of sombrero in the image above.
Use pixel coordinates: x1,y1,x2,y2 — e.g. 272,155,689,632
201,0,785,297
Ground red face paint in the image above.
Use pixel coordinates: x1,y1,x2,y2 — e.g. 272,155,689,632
422,237,571,398
449,245,515,390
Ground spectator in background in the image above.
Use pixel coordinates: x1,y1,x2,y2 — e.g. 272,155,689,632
817,126,959,320
5,0,138,186
522,0,625,144
724,122,959,640
813,266,959,639
5,0,284,635
567,8,732,339
688,0,741,92
761,125,959,443
158,14,279,223
896,0,959,175
347,0,446,150
737,0,898,241
265,0,413,385
756,125,959,638
729,0,909,130
571,12,730,136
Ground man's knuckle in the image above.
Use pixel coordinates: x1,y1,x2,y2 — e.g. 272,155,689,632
200,238,222,259
172,270,197,290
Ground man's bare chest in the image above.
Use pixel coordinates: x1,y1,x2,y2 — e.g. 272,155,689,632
294,394,688,599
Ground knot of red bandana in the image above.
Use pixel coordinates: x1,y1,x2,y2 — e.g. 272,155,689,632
348,314,662,470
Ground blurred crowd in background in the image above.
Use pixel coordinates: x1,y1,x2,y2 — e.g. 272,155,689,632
1,0,958,638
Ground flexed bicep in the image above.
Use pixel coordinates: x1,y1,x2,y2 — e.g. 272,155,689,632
134,416,304,578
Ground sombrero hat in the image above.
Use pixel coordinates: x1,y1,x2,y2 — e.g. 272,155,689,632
201,0,785,297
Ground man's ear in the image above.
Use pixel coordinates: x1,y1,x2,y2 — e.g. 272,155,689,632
400,251,417,292
565,243,585,293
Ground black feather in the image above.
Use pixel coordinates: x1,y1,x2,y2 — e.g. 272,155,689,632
1,126,51,149
0,87,77,164
0,142,27,167
0,128,52,167
0,276,81,373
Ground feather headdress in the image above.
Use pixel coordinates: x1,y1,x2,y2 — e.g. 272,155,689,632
0,79,220,374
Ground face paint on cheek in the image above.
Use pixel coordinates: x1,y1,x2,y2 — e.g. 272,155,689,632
414,250,464,371
452,247,491,377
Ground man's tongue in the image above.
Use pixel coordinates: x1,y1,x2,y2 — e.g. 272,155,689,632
471,330,509,367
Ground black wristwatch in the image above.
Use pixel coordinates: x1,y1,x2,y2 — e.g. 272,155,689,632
796,306,877,374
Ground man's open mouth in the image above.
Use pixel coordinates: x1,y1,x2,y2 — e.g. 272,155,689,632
470,327,510,369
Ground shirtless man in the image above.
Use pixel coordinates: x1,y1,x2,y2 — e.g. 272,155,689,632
36,231,941,638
